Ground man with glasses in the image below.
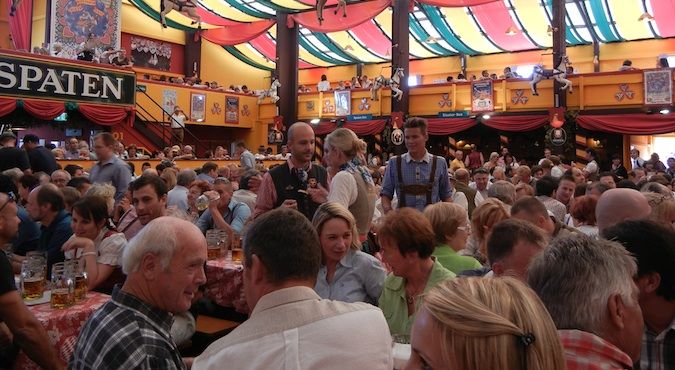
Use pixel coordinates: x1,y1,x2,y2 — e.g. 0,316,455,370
64,137,80,159
196,177,250,235
0,192,64,369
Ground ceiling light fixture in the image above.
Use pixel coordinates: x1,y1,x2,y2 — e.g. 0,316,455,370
425,36,441,44
482,114,491,120
659,109,670,115
343,44,354,51
505,26,518,36
310,118,320,124
546,25,558,36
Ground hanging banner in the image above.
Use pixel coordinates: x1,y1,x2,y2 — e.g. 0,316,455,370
50,0,122,60
0,51,135,106
130,36,172,71
225,96,239,123
162,89,176,114
471,80,494,113
190,93,205,122
644,69,673,106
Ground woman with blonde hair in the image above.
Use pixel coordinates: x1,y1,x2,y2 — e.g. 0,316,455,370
462,198,510,265
643,192,675,230
423,202,481,274
85,183,116,215
160,167,177,190
312,202,385,304
324,128,376,241
406,277,566,370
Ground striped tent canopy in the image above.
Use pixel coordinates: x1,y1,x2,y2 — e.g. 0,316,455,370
129,0,674,70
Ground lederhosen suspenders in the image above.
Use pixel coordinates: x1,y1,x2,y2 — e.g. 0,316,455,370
396,155,438,208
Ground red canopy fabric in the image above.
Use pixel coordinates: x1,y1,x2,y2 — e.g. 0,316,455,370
202,20,275,46
287,0,391,33
482,115,548,132
651,0,675,38
248,34,315,69
577,114,675,135
344,119,387,136
426,117,477,135
0,98,16,118
416,0,498,6
470,1,536,51
79,104,134,126
22,99,65,120
195,8,244,27
8,0,32,51
311,122,338,135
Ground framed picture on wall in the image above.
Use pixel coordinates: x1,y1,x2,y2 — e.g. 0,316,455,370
334,90,351,116
225,96,239,123
471,80,494,113
644,69,673,106
190,93,206,122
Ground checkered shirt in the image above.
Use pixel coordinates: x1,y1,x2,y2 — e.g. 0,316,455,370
640,319,675,370
559,329,633,370
68,287,185,370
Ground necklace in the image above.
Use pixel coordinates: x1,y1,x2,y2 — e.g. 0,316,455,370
405,294,417,305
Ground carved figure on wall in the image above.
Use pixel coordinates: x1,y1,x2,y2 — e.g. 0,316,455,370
160,0,201,29
370,67,405,101
257,79,281,104
530,55,572,96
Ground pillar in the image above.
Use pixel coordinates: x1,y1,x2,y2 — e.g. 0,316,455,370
276,12,299,128
391,0,410,114
184,32,201,78
552,0,566,108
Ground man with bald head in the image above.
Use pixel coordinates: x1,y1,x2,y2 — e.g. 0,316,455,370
70,217,206,369
253,122,328,220
596,188,650,236
452,168,477,216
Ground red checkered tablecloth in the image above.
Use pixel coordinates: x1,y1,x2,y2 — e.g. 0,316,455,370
14,292,110,369
203,258,249,314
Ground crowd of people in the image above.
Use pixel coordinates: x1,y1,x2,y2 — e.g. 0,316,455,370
0,117,673,369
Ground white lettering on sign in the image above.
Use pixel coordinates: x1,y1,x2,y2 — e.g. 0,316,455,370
0,62,17,88
37,69,66,94
81,73,101,97
18,65,42,90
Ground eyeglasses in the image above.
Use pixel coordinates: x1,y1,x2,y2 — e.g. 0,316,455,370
0,192,16,214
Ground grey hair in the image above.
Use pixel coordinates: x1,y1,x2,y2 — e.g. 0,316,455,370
51,169,71,181
122,217,181,274
2,168,23,183
176,169,197,187
213,177,231,186
488,180,516,205
527,235,637,335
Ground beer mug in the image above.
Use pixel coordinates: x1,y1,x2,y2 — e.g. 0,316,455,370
231,234,243,264
50,263,75,309
20,256,46,300
205,229,222,261
68,259,88,302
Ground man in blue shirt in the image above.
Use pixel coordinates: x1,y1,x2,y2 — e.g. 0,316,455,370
24,184,71,275
381,117,452,213
89,132,132,202
196,177,250,235
236,142,256,171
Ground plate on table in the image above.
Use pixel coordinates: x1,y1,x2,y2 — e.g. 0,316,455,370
24,290,51,306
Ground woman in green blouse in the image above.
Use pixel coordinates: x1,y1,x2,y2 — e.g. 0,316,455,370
377,208,455,336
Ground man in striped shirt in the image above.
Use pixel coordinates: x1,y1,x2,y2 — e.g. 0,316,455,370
69,217,207,370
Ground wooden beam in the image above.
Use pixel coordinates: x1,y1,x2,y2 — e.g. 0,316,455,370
391,0,410,115
552,0,566,108
276,12,299,128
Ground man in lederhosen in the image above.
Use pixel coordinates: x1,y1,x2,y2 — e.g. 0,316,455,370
381,117,451,214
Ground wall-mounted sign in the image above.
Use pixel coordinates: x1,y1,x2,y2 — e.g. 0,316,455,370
347,114,372,121
644,69,672,106
225,96,239,123
438,111,469,118
549,127,567,146
391,128,404,146
334,90,351,116
471,80,494,113
190,93,205,122
0,51,136,106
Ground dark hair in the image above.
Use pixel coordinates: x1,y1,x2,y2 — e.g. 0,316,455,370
130,174,167,197
535,175,558,197
569,195,598,225
587,182,610,195
243,208,321,284
574,183,587,197
622,60,632,66
63,164,83,177
23,134,39,143
403,117,428,135
141,162,151,168
472,168,489,176
72,195,113,230
0,175,17,194
511,196,548,218
585,148,597,159
616,179,638,190
127,162,135,176
598,172,618,183
19,174,39,192
94,132,115,147
60,186,81,210
202,162,218,173
235,142,246,149
487,219,546,264
378,208,435,259
604,220,675,300
320,74,327,81
239,169,260,191
36,185,65,211
558,174,576,185
66,177,91,191
531,165,543,175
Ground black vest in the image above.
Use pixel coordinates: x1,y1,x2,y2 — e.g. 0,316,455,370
270,163,328,220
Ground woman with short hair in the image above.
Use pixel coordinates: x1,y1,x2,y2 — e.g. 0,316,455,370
406,277,566,370
312,203,385,304
423,202,481,274
378,208,454,336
